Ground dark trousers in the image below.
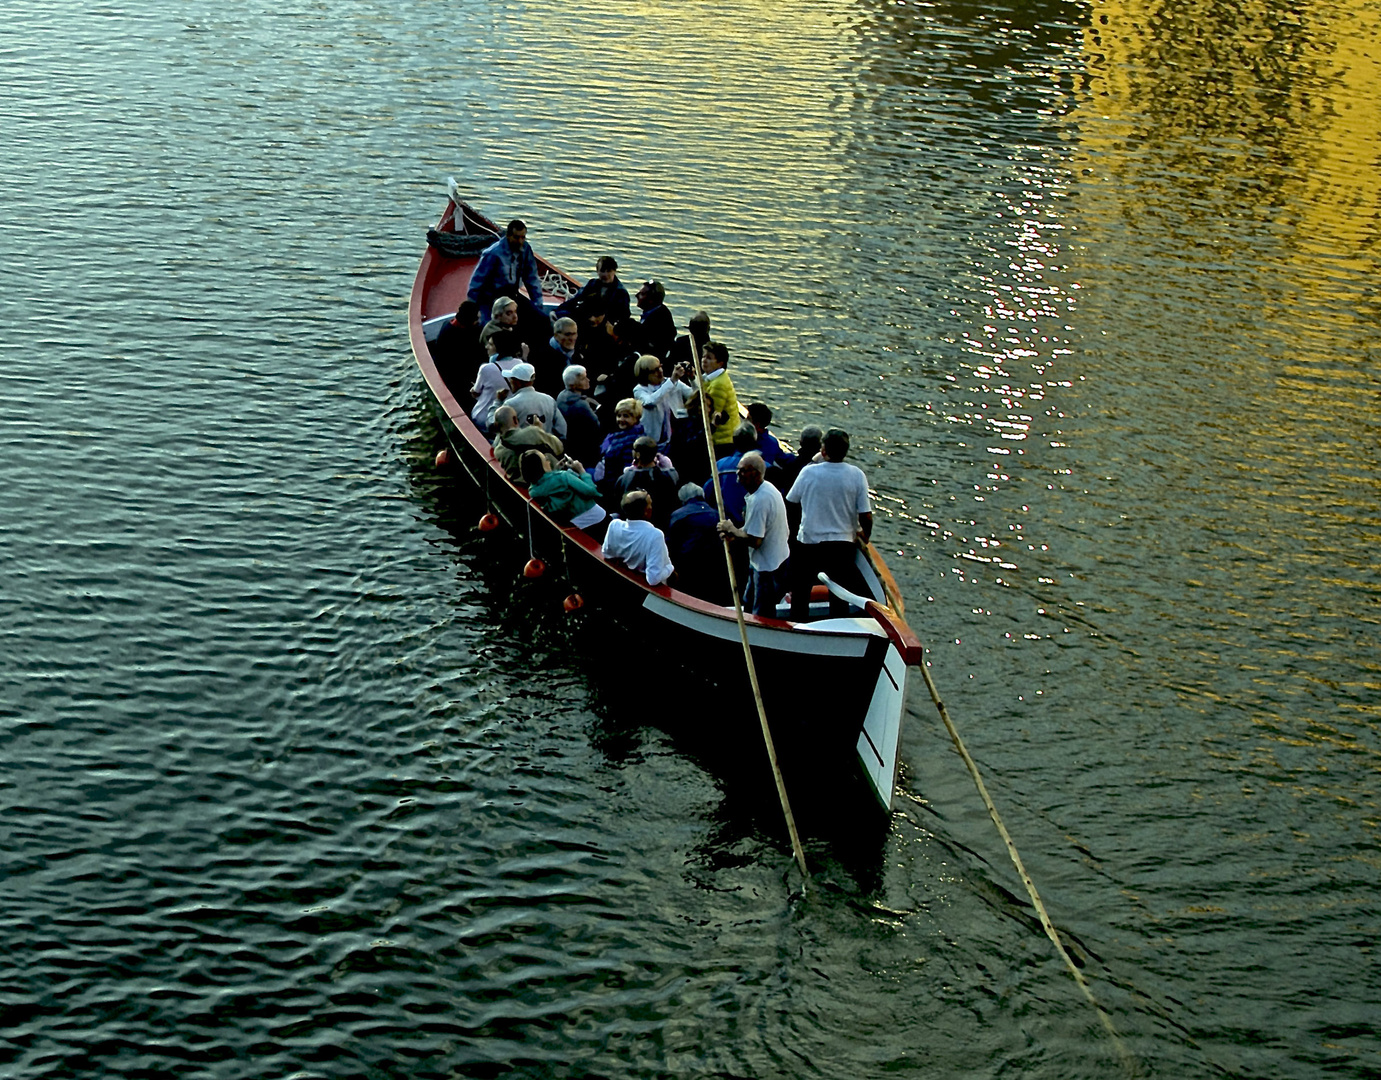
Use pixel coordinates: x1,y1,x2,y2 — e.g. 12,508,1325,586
790,541,868,621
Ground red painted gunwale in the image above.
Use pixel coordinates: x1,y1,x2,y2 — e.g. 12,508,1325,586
406,198,923,655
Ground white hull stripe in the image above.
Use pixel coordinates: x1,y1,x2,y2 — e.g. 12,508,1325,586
856,646,908,812
641,594,879,658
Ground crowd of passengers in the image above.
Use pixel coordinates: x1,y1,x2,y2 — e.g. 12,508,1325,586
428,218,874,621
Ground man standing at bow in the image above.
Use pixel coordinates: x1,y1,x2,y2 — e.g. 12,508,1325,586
467,218,549,347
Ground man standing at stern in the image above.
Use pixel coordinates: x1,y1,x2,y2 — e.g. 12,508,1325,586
785,428,873,621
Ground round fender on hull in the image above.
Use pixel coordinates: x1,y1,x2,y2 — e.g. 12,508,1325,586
477,513,500,533
523,558,546,579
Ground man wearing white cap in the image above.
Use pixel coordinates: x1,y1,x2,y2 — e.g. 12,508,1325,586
488,361,567,439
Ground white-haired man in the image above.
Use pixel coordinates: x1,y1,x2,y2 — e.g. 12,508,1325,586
556,364,601,466
717,451,790,617
530,315,578,396
478,295,520,353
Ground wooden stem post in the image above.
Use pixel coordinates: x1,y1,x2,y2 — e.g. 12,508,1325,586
691,345,809,880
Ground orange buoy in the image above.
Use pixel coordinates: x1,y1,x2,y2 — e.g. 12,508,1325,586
435,448,452,468
562,593,584,612
523,558,546,579
477,513,500,532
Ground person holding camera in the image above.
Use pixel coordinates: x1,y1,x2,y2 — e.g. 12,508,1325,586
521,450,608,540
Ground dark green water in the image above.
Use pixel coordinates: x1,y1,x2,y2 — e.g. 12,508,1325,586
2,1,1377,1077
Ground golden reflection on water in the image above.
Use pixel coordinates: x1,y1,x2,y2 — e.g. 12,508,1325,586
1067,0,1381,507
1064,0,1381,783
1074,0,1381,311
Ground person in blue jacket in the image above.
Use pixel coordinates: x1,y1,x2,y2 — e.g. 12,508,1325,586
467,218,548,345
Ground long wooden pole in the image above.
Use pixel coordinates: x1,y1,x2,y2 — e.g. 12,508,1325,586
690,348,808,880
916,661,1135,1071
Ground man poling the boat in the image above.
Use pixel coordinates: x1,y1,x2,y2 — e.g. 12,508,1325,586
715,451,791,618
691,337,809,877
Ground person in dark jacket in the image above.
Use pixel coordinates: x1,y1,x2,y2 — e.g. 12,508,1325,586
634,279,676,361
554,255,631,325
466,218,550,347
574,299,618,385
431,299,485,395
702,422,760,526
528,316,578,397
612,437,681,530
777,424,823,540
556,364,602,467
669,309,712,370
666,483,731,604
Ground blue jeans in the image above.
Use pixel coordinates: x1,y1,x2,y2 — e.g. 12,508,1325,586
744,563,789,617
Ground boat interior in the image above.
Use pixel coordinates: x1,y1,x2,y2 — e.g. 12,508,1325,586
418,317,893,629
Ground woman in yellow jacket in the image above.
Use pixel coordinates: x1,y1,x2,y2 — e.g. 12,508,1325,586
697,340,740,458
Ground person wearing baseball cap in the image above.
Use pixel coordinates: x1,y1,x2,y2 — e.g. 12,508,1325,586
490,360,567,439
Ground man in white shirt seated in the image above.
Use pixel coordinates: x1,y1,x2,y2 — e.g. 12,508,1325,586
716,451,790,617
601,491,675,587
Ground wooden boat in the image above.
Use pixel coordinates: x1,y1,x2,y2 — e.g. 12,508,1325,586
407,189,923,815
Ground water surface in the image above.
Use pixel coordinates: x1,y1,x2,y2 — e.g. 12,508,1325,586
1,0,1378,1076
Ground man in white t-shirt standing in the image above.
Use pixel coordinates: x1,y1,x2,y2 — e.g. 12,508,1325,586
785,428,873,620
716,451,790,617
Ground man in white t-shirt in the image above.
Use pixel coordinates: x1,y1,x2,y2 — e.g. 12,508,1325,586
785,428,873,620
716,451,790,617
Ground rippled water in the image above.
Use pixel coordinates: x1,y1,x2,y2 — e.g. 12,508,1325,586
2,0,1378,1076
